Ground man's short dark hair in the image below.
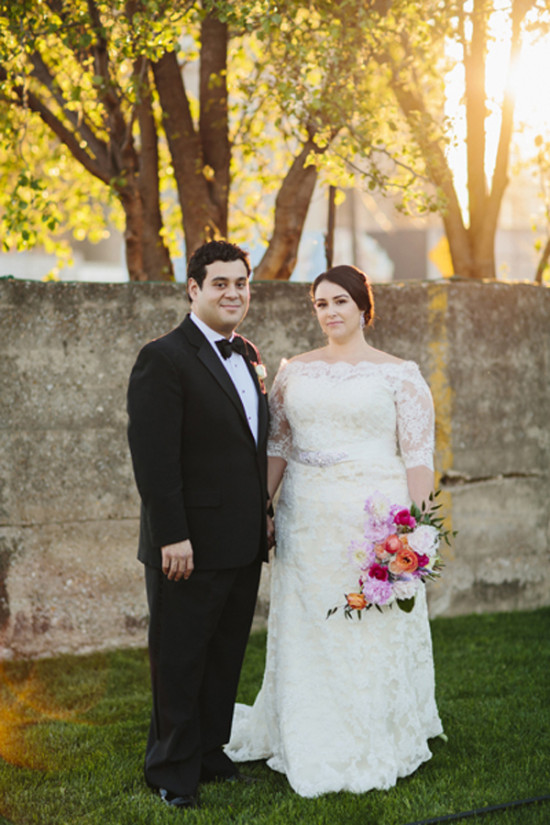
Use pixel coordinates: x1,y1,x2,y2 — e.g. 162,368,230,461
187,240,251,294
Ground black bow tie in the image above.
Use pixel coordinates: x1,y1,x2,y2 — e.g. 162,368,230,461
215,336,247,359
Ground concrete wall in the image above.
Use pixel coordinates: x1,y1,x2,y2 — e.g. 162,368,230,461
1,278,549,659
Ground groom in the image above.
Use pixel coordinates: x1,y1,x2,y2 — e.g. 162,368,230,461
127,240,270,809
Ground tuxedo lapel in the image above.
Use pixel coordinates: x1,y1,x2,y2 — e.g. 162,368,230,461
180,317,259,439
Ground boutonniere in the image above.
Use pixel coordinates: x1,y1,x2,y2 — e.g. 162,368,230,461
251,362,267,392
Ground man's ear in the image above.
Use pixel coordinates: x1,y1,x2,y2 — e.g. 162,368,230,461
187,277,199,302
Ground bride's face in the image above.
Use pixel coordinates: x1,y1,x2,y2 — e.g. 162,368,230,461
313,280,363,341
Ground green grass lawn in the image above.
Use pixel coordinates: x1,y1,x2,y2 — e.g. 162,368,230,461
0,607,549,825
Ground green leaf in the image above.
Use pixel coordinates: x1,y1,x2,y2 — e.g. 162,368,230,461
397,597,415,613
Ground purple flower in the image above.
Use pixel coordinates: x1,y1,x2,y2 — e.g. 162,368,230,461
362,577,394,605
364,518,391,543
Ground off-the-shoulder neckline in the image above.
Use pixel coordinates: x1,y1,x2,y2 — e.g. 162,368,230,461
281,358,418,369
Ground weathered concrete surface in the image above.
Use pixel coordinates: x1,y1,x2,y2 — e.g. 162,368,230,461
0,278,548,659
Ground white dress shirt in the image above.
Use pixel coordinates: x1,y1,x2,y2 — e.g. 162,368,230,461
190,312,259,443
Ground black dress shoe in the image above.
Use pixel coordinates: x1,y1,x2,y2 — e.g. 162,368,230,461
159,788,198,808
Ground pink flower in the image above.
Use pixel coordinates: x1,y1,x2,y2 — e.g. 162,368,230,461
394,508,417,529
368,563,389,582
416,553,430,569
363,492,396,542
364,518,391,543
362,577,394,605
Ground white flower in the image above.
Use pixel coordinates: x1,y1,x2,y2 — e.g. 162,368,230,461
407,524,440,558
254,363,267,381
422,553,440,571
392,577,419,601
363,492,394,524
348,541,374,570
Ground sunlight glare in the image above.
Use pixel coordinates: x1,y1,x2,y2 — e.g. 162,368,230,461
444,5,550,219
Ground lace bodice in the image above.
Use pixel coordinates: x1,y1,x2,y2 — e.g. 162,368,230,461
268,359,434,471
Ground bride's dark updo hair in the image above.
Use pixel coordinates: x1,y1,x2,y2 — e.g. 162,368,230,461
311,265,374,327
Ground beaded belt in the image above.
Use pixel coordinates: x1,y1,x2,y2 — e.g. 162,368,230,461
292,449,349,468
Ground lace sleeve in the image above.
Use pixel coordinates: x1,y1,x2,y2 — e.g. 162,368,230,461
395,363,435,471
267,360,292,461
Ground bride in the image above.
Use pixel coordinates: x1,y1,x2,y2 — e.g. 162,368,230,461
226,265,443,797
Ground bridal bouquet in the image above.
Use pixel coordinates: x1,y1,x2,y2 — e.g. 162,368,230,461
328,490,454,619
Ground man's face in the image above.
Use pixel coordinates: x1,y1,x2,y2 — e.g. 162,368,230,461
188,258,250,337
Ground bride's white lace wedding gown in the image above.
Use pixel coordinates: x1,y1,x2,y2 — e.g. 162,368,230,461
226,359,443,797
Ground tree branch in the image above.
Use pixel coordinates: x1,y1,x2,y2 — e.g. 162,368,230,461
535,236,550,284
0,64,111,183
387,68,473,275
28,51,110,168
483,0,535,240
86,0,131,172
255,138,323,280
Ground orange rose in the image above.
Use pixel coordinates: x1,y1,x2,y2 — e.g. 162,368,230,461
346,592,368,610
384,534,402,555
374,542,389,560
389,547,419,574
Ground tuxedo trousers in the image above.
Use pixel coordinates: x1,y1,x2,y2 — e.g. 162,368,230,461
144,556,262,796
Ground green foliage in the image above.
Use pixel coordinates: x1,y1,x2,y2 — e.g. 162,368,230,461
0,608,548,824
1,0,548,279
0,0,196,274
0,105,118,277
233,0,452,217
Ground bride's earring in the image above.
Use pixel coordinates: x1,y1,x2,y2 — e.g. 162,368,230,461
360,313,366,330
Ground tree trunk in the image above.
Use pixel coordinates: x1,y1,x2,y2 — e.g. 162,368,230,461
119,183,146,281
135,59,174,281
464,0,488,244
152,50,220,258
535,237,550,284
325,185,336,268
382,0,535,279
388,72,475,277
199,12,230,238
474,0,532,279
255,140,321,280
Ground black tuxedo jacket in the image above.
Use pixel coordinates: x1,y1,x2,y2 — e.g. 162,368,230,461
127,315,269,570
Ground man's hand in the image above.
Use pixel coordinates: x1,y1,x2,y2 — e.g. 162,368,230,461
266,514,276,550
161,540,194,581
